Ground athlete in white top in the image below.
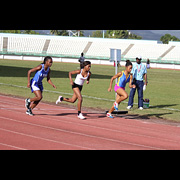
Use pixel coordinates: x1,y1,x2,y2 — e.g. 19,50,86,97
56,61,91,120
74,69,90,86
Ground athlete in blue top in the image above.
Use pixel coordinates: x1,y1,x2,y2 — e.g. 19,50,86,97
116,71,131,90
25,56,56,116
107,60,136,118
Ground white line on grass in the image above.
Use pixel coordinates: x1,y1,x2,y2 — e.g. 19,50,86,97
0,82,180,112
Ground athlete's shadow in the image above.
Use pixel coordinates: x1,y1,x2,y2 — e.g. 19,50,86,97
83,113,106,119
0,65,112,80
37,112,106,119
119,112,173,120
36,113,77,116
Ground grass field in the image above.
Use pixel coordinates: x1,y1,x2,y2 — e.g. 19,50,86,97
0,59,180,122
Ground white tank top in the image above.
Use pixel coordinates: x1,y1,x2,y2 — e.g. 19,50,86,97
74,69,90,86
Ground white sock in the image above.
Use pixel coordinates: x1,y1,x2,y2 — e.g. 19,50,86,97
114,102,118,108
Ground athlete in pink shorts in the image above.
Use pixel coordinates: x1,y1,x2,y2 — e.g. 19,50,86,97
107,60,136,119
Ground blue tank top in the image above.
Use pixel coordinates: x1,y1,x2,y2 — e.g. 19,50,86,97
32,64,49,84
116,71,130,88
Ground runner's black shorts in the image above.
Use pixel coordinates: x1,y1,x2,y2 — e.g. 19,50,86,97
72,82,83,92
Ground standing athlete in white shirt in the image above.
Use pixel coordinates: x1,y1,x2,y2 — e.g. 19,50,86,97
56,61,91,120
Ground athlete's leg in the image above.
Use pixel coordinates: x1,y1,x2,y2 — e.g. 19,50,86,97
30,90,43,110
73,88,83,112
108,88,128,114
62,93,78,103
72,88,86,119
115,88,128,104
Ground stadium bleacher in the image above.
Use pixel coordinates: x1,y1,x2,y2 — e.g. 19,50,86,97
161,45,180,62
47,38,89,57
0,33,180,65
124,43,172,60
8,36,46,54
86,41,131,59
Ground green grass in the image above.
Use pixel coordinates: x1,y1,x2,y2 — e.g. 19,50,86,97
0,59,180,122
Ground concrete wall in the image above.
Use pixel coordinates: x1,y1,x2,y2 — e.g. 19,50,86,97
1,54,180,70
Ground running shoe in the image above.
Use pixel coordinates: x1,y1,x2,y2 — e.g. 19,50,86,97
26,108,34,116
25,98,31,109
106,113,114,119
78,113,86,120
56,96,63,104
127,106,132,110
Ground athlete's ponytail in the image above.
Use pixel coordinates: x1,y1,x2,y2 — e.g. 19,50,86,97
125,60,132,67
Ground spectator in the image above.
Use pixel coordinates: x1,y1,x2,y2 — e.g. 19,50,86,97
146,58,150,69
79,52,85,69
127,56,147,110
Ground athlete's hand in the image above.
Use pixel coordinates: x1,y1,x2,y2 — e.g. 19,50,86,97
108,87,112,92
52,84,57,89
27,83,30,88
86,81,89,84
70,81,74,85
132,84,136,88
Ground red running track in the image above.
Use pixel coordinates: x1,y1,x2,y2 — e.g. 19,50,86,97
0,94,180,150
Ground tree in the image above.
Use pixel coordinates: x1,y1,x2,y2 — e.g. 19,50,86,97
58,30,69,36
105,30,126,38
160,34,180,44
171,36,180,42
92,30,103,37
22,30,39,34
160,34,171,44
0,30,21,34
78,30,84,37
50,30,84,37
105,30,142,39
0,30,40,35
128,33,142,40
50,30,58,35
